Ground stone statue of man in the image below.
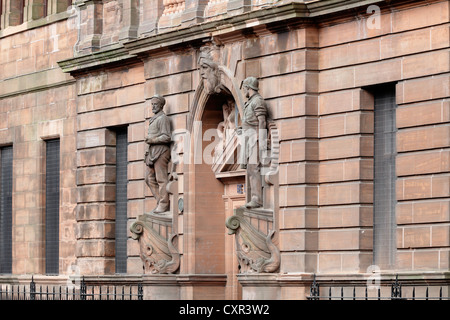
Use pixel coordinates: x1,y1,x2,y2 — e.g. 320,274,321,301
239,77,268,209
145,94,172,214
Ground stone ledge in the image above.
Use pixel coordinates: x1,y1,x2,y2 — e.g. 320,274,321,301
0,68,75,99
0,10,70,39
58,46,140,74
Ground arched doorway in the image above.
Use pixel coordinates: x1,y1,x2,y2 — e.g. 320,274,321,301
183,78,244,299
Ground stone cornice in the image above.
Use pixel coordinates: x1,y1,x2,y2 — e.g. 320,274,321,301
58,46,140,74
124,2,310,56
57,0,424,74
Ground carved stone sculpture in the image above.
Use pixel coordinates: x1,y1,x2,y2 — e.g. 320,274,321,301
130,214,180,274
226,207,280,273
238,76,268,209
214,98,237,163
130,165,180,275
144,94,172,214
198,45,224,95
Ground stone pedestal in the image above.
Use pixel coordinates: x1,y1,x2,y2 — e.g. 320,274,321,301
237,273,313,300
142,274,180,299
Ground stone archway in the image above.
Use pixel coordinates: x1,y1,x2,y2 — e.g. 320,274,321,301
182,61,246,299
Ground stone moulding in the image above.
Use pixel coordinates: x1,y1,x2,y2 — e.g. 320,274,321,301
58,0,393,75
130,214,180,275
226,207,280,273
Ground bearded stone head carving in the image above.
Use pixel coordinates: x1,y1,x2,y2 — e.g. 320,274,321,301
198,45,222,94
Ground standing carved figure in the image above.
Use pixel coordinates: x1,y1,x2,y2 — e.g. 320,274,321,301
145,94,172,214
239,77,268,209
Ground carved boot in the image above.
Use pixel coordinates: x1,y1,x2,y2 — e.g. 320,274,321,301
153,200,169,213
245,199,262,209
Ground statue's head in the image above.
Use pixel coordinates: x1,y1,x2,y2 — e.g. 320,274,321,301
242,76,259,98
198,46,221,94
150,94,166,114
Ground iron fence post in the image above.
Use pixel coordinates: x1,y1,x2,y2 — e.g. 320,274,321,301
30,276,36,301
138,283,143,300
391,274,402,300
80,276,86,301
309,274,319,300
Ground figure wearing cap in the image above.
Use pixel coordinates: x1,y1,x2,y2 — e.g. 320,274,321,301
145,94,172,213
240,76,268,209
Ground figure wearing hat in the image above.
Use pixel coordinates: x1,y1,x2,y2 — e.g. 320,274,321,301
240,76,268,209
145,94,172,213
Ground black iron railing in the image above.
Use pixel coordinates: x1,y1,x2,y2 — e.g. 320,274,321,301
308,274,450,300
0,276,143,300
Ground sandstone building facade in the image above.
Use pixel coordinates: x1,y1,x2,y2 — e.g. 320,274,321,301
0,0,449,300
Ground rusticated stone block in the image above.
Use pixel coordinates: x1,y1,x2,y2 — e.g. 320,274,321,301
279,185,317,207
77,146,116,167
402,50,450,79
397,100,450,128
76,165,116,185
413,250,440,270
279,139,319,163
392,1,449,33
279,162,318,185
397,150,450,176
354,59,402,87
279,117,317,141
76,203,116,221
144,54,195,79
397,125,450,152
76,257,115,275
319,135,373,160
76,221,115,239
318,205,372,228
279,207,318,229
380,29,431,60
319,111,373,138
397,74,450,104
77,128,116,149
76,240,115,257
397,175,450,201
77,184,116,203
318,182,373,206
318,158,373,183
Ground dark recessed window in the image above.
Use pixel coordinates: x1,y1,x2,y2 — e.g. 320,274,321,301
115,128,128,274
0,146,13,274
45,139,60,275
371,84,397,269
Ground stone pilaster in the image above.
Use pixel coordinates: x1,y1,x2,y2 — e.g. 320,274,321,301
181,0,208,26
119,0,140,41
76,128,117,275
75,0,103,54
226,0,251,16
139,0,164,36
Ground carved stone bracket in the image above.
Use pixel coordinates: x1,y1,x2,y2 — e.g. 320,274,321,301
226,207,280,273
130,213,180,274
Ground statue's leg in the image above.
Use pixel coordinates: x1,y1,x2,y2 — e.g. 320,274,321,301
246,163,262,208
145,165,160,208
153,150,170,213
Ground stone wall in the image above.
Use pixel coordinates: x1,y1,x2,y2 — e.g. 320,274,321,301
0,0,448,300
0,14,77,274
